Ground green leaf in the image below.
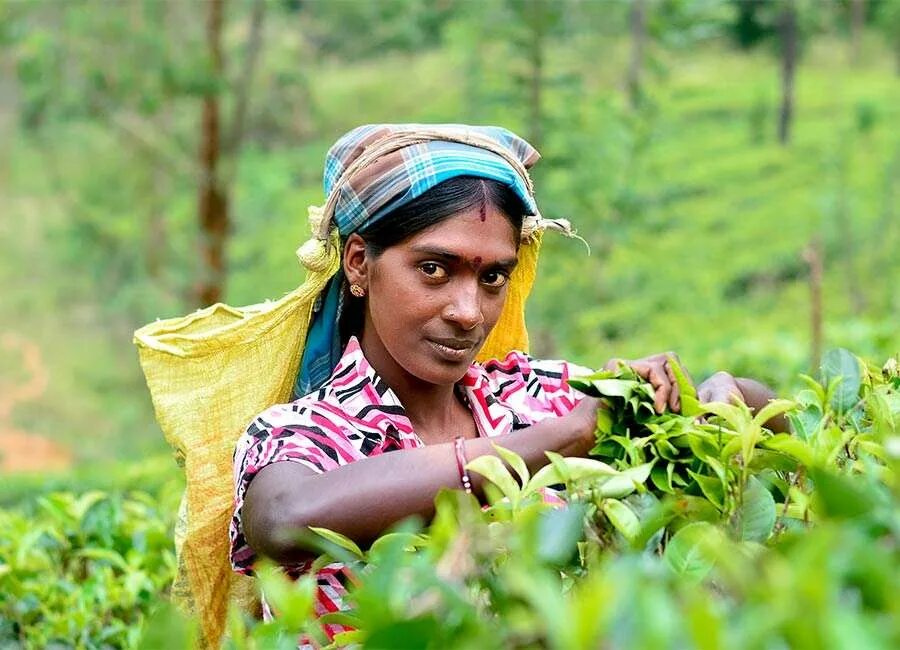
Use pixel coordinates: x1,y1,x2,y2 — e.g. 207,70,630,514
367,532,428,560
256,565,316,632
601,499,640,540
667,355,703,416
761,434,814,466
526,456,617,493
308,527,364,559
650,465,676,494
317,612,364,628
688,470,725,510
733,477,776,542
466,454,521,504
570,376,639,398
492,443,530,486
751,399,796,429
703,401,751,431
330,630,366,646
364,617,442,650
788,404,823,441
809,467,876,520
821,348,862,413
594,407,614,435
75,548,129,572
595,461,654,498
537,504,586,565
798,374,827,405
664,522,720,582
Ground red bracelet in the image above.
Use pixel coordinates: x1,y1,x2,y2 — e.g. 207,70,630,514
454,436,473,494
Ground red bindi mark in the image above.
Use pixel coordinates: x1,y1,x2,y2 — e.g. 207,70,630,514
478,204,486,222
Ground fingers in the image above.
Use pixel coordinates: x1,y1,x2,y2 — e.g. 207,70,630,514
664,358,680,412
604,357,627,372
612,353,687,414
697,372,743,405
632,360,671,414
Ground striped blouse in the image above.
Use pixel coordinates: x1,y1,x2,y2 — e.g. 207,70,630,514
230,336,590,638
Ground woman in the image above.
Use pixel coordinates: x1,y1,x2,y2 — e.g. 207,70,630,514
230,124,782,635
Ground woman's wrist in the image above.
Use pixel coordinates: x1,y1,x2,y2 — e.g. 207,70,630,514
556,396,601,458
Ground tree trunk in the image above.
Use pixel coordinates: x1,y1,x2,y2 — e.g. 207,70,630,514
525,0,544,151
627,0,646,110
195,0,227,308
850,0,865,65
803,238,823,374
778,1,797,146
226,0,265,158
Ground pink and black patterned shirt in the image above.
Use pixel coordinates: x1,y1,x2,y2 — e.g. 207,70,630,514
230,336,590,637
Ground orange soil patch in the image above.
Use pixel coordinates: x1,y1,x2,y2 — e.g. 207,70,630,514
0,432,73,473
0,333,74,474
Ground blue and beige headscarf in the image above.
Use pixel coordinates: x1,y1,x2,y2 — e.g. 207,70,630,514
295,124,548,397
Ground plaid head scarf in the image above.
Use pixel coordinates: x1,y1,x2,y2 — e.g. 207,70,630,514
296,124,543,397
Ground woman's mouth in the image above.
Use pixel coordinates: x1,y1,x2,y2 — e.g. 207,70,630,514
427,338,476,363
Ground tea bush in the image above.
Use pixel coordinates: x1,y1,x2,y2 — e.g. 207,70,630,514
227,349,898,649
0,486,179,648
1,350,896,648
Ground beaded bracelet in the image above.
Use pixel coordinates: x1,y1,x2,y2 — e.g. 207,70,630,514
454,436,473,494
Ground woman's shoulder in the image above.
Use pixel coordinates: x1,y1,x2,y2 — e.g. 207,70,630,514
472,350,592,419
478,349,593,381
474,350,591,400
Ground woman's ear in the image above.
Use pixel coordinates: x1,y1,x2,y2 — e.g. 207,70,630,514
343,233,369,288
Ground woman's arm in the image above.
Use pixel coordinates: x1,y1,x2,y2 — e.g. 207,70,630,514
243,397,600,565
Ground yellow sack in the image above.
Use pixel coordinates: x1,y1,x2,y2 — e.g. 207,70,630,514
133,214,542,647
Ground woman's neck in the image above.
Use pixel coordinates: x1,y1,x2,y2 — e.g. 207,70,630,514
358,334,475,444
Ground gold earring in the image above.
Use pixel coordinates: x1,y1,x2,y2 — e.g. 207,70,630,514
349,283,366,298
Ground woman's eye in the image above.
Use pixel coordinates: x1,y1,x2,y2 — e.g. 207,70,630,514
419,262,447,279
481,271,509,288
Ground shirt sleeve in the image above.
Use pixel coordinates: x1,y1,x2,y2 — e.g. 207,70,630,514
525,355,595,416
481,351,595,422
229,404,358,575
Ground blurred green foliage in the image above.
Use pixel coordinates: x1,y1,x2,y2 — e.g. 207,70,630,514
0,3,898,644
0,350,894,647
0,0,898,611
1,0,897,469
219,350,899,649
0,473,182,648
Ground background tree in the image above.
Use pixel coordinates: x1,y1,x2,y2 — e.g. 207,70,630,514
778,0,798,144
875,0,900,74
627,0,648,110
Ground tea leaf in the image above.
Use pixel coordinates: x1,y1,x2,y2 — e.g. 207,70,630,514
667,355,703,417
733,477,776,542
492,444,530,486
307,527,364,559
665,522,720,582
466,454,521,505
821,348,862,413
601,499,640,540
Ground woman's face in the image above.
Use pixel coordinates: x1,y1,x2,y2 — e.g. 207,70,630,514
347,204,520,388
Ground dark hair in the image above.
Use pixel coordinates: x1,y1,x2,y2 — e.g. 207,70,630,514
358,176,528,257
339,176,528,342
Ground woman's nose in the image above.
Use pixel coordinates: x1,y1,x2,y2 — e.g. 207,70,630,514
442,282,484,331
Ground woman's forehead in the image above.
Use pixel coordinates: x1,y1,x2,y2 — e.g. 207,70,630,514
402,207,520,259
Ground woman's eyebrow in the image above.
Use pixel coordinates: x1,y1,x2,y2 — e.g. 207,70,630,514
408,245,518,269
408,245,461,262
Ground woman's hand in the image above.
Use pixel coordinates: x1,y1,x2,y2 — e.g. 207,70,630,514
697,371,744,405
697,372,789,433
604,352,686,414
563,395,604,457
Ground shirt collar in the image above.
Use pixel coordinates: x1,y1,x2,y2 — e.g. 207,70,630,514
326,336,513,438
